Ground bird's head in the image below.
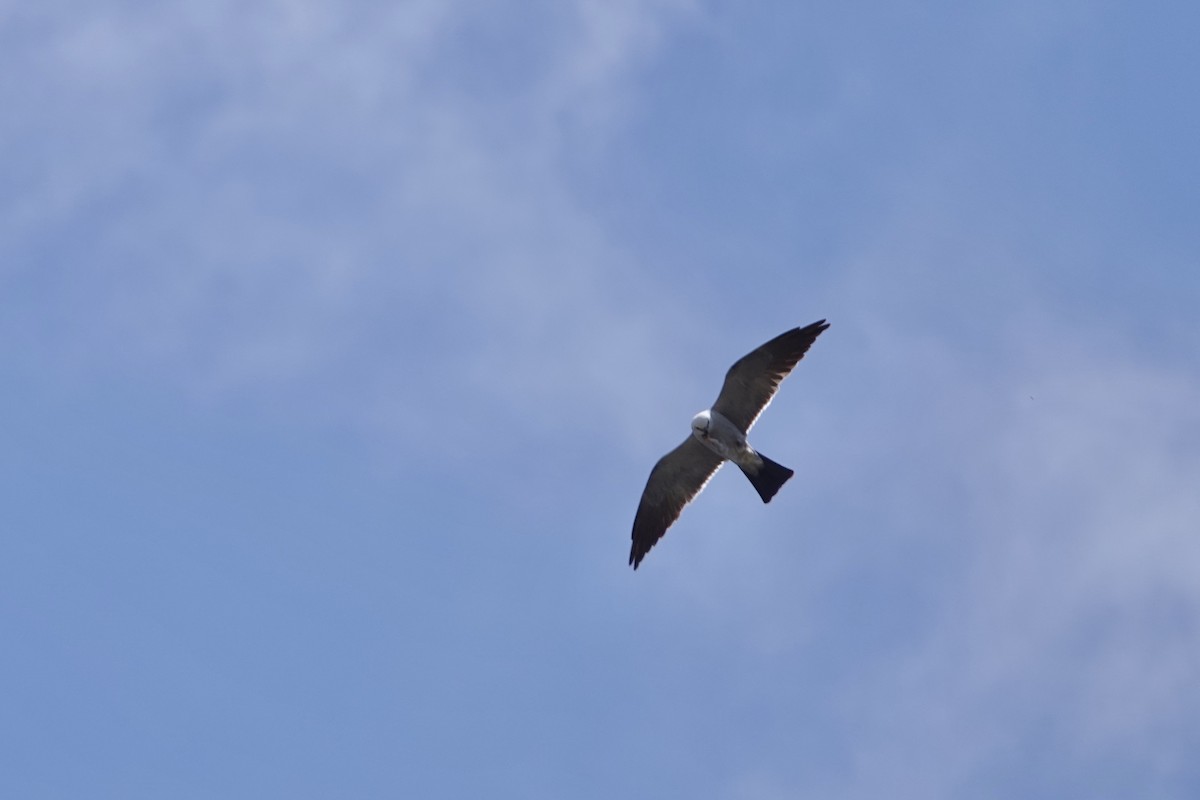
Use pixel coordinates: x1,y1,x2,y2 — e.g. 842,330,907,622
691,410,711,439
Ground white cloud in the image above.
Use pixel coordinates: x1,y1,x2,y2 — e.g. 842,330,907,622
738,317,1200,798
2,1,704,456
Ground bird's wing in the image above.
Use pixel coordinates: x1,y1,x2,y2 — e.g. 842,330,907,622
711,319,829,433
629,436,724,569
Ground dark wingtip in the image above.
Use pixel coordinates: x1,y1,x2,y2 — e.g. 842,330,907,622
775,319,830,360
805,318,830,335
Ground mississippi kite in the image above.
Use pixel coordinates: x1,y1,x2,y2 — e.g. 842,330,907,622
629,320,830,569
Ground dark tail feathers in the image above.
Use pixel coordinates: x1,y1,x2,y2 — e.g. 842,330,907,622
739,453,794,503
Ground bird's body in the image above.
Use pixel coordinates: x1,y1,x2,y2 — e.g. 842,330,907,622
629,320,829,569
690,409,749,463
690,408,794,503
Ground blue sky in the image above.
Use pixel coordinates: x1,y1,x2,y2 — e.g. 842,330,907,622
4,1,1199,797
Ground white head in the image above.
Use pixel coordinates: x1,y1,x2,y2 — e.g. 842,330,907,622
691,409,711,438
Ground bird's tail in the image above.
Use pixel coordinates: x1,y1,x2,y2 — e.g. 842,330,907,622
739,453,794,503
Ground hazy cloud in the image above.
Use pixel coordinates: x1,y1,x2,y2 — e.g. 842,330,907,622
2,1,699,452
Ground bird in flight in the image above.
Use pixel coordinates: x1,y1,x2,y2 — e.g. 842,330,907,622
629,320,830,569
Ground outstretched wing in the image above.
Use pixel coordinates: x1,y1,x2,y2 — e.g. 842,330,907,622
629,436,724,569
712,319,829,433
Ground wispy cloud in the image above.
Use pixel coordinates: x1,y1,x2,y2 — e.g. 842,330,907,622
2,1,700,456
834,339,1200,796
